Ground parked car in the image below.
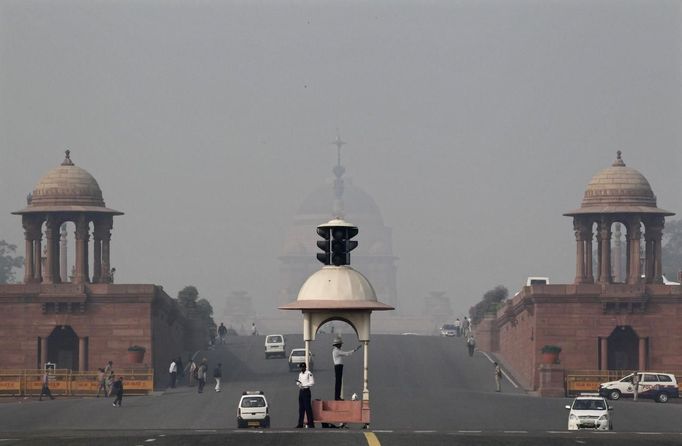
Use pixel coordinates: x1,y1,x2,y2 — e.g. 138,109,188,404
288,348,314,372
565,393,613,431
264,334,286,359
599,372,679,403
237,391,270,428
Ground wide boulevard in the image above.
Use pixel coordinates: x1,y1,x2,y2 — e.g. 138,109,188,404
2,334,682,445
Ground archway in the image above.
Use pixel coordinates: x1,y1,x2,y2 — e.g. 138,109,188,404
47,325,79,370
607,326,638,371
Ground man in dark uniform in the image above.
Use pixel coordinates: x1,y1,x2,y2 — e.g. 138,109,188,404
295,362,315,428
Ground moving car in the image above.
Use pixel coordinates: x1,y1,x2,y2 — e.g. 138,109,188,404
440,324,457,337
237,391,270,428
288,348,314,372
264,334,286,359
566,393,613,431
599,372,679,403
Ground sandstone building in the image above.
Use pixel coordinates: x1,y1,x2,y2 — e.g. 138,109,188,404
0,152,205,386
476,152,681,391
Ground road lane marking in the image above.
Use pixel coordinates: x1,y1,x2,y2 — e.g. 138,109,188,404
636,432,662,435
372,430,393,433
364,431,381,446
456,431,482,433
414,430,436,433
144,440,156,443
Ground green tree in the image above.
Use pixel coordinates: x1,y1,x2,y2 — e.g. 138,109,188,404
196,298,214,318
177,285,199,307
0,240,23,284
469,285,509,325
663,219,682,280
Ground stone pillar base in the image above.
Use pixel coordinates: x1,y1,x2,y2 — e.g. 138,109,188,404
538,364,565,397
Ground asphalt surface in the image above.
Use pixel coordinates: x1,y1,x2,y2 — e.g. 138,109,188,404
2,333,682,445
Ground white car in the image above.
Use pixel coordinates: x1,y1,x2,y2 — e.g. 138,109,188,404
237,391,270,428
288,348,314,372
599,372,679,403
264,334,286,359
440,324,457,337
565,394,613,431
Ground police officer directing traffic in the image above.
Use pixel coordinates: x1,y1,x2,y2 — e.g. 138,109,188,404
332,335,360,400
295,362,315,428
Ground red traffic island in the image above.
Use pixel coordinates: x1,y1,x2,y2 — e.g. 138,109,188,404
313,399,370,425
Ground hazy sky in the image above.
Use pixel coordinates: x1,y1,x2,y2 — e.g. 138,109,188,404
1,0,680,318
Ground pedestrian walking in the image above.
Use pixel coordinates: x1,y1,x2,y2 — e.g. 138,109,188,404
494,362,502,392
197,358,207,393
106,371,115,397
331,335,360,401
251,322,258,336
112,376,124,407
96,368,107,397
39,370,55,401
213,363,223,392
186,357,197,387
295,362,315,429
104,361,113,395
462,317,470,338
168,358,178,388
633,371,640,401
454,318,462,337
218,323,228,344
467,335,476,357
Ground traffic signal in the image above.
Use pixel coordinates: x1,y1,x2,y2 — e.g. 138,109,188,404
316,227,331,265
315,220,358,266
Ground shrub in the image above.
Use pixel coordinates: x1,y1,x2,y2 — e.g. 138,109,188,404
127,345,146,352
541,345,562,354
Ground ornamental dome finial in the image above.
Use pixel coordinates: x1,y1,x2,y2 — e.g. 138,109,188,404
612,150,625,167
61,149,74,166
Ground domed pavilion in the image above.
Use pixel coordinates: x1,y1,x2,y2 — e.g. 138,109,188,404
0,152,206,387
13,150,123,284
474,153,682,396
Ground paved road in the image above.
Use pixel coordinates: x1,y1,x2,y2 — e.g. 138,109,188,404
2,333,682,444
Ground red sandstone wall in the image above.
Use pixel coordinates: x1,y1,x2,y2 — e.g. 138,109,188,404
497,307,536,389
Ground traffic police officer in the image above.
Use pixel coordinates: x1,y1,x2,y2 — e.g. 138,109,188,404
296,362,315,428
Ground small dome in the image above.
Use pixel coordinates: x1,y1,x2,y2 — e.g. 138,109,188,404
565,151,673,216
279,266,393,311
13,151,122,215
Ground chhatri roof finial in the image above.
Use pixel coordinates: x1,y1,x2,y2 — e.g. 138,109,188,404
61,149,74,166
612,150,625,167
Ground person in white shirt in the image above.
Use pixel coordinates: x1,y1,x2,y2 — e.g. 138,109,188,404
295,362,315,428
168,358,178,388
454,318,462,337
332,335,360,401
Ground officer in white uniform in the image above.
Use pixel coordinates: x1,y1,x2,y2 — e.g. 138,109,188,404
296,362,315,428
332,335,360,401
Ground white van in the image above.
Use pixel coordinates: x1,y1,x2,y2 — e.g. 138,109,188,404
599,372,679,403
264,334,286,359
526,277,549,286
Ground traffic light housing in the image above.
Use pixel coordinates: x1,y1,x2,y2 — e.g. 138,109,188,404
315,220,358,266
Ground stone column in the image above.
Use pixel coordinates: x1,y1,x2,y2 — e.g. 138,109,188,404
649,217,665,284
92,224,102,283
613,223,622,282
43,217,58,284
78,337,87,371
598,218,612,284
573,218,586,284
33,228,42,282
644,231,654,283
585,223,594,283
628,217,642,285
74,216,89,284
638,338,647,371
362,340,369,401
40,337,48,368
100,218,113,282
60,224,68,282
600,337,608,370
22,218,36,283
